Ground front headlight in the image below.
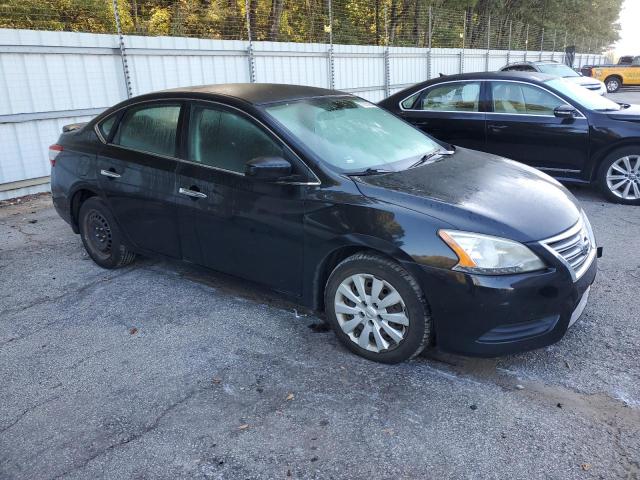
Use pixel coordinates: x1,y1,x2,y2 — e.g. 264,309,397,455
438,230,545,275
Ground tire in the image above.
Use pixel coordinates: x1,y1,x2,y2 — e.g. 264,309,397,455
324,252,431,364
78,196,136,268
604,75,621,93
597,146,640,205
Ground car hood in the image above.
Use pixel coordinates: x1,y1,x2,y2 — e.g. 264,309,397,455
605,103,640,122
564,76,602,87
351,148,582,243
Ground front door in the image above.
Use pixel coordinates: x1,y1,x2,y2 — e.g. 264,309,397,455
96,102,182,258
397,80,486,151
175,101,308,296
485,81,590,177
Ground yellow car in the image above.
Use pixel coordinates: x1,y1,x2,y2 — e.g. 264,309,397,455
591,56,640,92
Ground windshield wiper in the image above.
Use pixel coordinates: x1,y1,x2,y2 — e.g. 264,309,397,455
408,149,454,169
345,167,394,176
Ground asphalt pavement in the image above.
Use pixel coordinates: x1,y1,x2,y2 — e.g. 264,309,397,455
1,181,639,480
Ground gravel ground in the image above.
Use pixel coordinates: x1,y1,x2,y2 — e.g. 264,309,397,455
1,184,639,480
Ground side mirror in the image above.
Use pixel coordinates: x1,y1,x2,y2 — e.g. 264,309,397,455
554,105,577,119
245,156,292,181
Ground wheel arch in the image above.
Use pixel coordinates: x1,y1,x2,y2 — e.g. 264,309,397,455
589,139,640,181
309,235,421,312
69,185,100,233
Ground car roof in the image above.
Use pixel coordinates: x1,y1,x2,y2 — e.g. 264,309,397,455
159,83,342,105
425,71,556,83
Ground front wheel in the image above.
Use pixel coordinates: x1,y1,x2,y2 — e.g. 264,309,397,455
604,76,621,93
324,252,432,364
598,147,640,205
79,196,136,268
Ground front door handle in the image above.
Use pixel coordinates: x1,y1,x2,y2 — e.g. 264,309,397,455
488,124,509,133
179,187,207,199
100,169,121,178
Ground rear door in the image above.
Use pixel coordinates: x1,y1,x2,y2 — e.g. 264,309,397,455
397,80,486,150
485,80,590,177
96,102,182,258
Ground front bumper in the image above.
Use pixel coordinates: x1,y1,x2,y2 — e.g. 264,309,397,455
410,251,597,357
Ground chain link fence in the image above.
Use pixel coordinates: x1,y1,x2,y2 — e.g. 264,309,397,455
0,0,608,54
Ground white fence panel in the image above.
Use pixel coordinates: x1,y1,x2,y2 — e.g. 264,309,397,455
0,28,602,199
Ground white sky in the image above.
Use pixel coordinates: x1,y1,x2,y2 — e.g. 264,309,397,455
614,0,640,57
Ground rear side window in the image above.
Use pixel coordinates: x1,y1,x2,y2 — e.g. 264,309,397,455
415,82,481,112
113,104,181,157
491,82,565,115
188,105,283,174
98,115,117,140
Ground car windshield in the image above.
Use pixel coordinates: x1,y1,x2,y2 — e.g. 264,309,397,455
536,63,580,77
264,97,441,173
545,78,622,111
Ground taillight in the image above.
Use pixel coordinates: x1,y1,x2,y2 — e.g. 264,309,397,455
49,144,63,167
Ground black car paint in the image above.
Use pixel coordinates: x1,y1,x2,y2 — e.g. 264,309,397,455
51,83,595,357
379,72,640,184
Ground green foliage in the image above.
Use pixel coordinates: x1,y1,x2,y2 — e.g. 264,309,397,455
0,0,623,51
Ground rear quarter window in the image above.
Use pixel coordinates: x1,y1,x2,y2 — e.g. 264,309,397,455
97,115,117,141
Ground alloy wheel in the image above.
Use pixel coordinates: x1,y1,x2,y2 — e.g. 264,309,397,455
334,274,409,353
606,79,619,92
606,155,640,200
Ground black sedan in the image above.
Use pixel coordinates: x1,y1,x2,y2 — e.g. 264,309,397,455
51,83,597,363
379,71,640,205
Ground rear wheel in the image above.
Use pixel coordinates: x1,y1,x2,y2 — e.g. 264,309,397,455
604,76,622,93
598,147,640,205
324,252,431,364
79,197,136,268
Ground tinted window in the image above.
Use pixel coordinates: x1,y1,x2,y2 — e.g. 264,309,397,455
188,105,283,174
492,82,565,115
113,104,180,157
416,82,481,112
98,115,117,140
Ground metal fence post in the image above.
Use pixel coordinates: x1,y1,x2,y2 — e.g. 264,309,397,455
426,6,432,80
506,21,512,64
327,0,335,89
383,5,390,97
485,16,490,72
245,0,256,83
551,30,556,61
563,31,568,64
460,13,466,73
523,24,529,62
539,27,544,61
112,0,132,98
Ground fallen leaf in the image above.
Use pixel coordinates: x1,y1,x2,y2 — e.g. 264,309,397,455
286,393,295,401
564,359,571,369
581,463,591,471
382,428,394,435
238,424,249,430
470,404,478,411
129,327,138,335
212,377,222,384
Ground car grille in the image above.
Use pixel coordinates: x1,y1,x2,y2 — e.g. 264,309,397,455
541,217,595,281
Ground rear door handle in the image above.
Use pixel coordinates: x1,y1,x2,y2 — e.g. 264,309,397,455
488,125,509,132
100,169,121,178
179,187,207,199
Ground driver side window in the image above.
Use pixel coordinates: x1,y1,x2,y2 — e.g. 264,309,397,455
188,105,284,174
